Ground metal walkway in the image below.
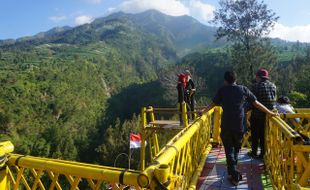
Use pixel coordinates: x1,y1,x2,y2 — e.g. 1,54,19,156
197,147,273,190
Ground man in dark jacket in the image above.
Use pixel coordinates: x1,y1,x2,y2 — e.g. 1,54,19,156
200,71,278,185
248,68,276,159
184,70,196,120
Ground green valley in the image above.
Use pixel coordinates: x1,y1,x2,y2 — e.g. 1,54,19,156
0,10,309,168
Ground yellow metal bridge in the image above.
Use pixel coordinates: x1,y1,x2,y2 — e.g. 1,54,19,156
0,103,309,189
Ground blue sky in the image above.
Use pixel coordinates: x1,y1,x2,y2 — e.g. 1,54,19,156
1,0,310,42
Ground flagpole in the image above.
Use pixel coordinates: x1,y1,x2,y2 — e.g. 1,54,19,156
128,134,131,169
129,149,131,169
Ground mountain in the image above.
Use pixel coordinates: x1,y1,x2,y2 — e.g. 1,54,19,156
95,10,223,53
0,10,186,162
1,10,307,52
31,26,72,39
0,10,222,55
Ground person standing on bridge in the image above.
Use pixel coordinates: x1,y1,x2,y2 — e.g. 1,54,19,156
177,72,187,125
184,70,196,120
248,68,276,159
199,71,278,185
177,70,196,125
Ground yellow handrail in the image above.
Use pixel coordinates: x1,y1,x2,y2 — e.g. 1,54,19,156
265,115,310,189
138,108,215,189
6,154,141,189
1,107,309,189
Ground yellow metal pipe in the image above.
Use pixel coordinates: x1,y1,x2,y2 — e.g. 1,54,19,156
0,141,14,190
7,155,141,186
269,116,298,138
149,106,159,156
161,110,211,155
156,117,205,164
281,113,310,118
0,141,14,155
139,114,209,187
292,145,310,152
0,167,8,190
154,164,170,187
188,143,212,190
295,108,310,113
182,102,188,128
10,153,133,171
140,107,147,171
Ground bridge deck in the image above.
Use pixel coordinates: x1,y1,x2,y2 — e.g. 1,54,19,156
197,147,273,190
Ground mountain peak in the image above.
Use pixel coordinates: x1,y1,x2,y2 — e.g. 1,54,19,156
0,10,220,52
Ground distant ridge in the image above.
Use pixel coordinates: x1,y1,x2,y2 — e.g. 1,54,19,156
0,10,307,52
0,10,222,54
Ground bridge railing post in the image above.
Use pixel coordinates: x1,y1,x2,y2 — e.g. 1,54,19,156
182,101,188,127
140,107,147,171
153,164,170,189
0,141,14,189
149,106,160,158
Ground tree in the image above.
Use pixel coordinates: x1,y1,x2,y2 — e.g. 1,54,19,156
212,0,279,84
231,40,277,84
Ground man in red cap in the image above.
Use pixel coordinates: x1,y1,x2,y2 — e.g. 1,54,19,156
248,68,276,159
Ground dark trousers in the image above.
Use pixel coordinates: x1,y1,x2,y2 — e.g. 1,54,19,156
220,130,243,177
185,93,195,119
250,116,266,156
189,94,195,119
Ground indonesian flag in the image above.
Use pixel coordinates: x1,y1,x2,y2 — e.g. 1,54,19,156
130,133,142,149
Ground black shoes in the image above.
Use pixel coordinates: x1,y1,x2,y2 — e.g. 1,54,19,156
228,172,242,186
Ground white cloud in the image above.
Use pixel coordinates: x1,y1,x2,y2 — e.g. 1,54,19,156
107,7,116,14
189,0,215,21
49,16,66,22
107,0,215,23
115,0,190,16
75,15,93,25
269,23,310,42
82,0,102,4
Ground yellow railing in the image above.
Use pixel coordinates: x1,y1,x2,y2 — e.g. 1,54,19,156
0,105,309,189
4,153,142,189
265,114,310,189
138,106,218,189
281,113,310,139
0,103,216,190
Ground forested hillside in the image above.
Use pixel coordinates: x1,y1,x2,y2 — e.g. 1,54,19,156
0,10,181,164
0,10,309,167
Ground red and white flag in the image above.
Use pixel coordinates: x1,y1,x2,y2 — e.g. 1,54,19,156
130,133,143,149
